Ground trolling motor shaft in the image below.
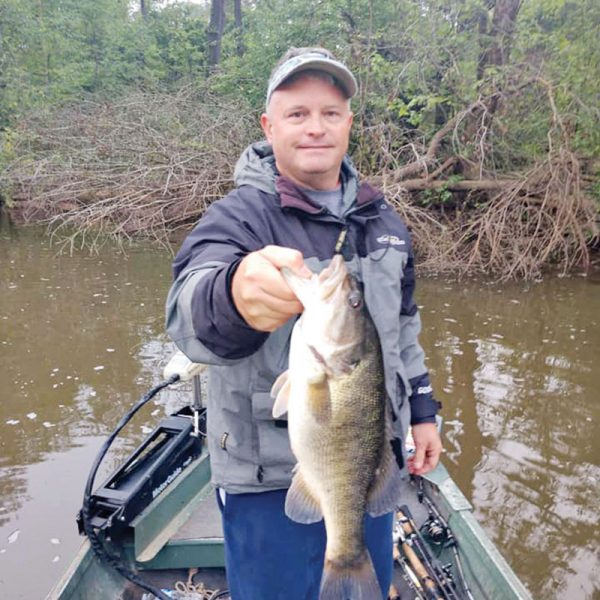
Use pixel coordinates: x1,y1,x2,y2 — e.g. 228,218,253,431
163,351,208,437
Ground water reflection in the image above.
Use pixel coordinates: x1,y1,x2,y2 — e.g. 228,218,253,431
1,220,598,599
0,221,178,598
418,276,600,599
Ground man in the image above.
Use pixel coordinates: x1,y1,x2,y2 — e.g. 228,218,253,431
166,47,442,600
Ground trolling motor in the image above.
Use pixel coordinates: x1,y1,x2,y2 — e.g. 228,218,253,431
78,351,208,600
78,352,207,534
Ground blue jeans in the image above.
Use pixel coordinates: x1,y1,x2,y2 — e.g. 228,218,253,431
216,488,393,600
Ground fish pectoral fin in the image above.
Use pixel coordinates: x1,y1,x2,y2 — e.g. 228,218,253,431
271,370,291,418
285,469,323,524
366,442,404,517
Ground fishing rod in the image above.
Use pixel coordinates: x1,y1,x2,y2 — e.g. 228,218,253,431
392,536,427,600
397,507,460,600
417,482,476,600
393,505,453,600
395,528,440,599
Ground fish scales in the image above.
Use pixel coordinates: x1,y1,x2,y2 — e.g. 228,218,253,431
308,341,385,561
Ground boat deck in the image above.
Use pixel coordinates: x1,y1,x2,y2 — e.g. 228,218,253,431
122,478,432,599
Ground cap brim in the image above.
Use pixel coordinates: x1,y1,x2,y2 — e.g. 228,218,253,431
267,57,357,105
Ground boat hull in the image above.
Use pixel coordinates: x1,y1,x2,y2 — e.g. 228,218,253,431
48,453,532,600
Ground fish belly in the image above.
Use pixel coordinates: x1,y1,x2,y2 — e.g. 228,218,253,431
289,346,385,564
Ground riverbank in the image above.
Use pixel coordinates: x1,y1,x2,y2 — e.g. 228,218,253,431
3,198,599,283
1,87,598,281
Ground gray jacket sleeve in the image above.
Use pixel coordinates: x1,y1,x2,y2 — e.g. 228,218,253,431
399,252,439,424
165,194,269,364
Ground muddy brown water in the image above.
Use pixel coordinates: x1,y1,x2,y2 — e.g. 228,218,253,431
1,220,598,599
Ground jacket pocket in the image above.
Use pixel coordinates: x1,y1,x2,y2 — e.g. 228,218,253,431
214,406,257,462
251,392,296,468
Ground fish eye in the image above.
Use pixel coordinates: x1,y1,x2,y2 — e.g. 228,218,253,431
348,290,362,309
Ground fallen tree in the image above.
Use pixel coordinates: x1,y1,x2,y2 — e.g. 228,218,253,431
1,88,260,251
1,80,597,279
362,78,599,278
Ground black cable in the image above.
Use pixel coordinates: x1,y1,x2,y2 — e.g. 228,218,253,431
81,374,180,600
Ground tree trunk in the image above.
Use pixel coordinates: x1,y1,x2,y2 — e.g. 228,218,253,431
478,0,522,77
234,0,244,57
207,0,226,71
140,0,149,20
470,0,522,145
476,5,489,81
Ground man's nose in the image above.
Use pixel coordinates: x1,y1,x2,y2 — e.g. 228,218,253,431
305,114,326,136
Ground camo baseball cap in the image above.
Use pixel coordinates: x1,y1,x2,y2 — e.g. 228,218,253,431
266,47,358,107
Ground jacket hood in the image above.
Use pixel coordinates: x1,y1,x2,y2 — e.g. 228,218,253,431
234,141,278,194
233,141,361,202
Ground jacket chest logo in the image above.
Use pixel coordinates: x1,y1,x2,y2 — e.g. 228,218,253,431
377,234,405,246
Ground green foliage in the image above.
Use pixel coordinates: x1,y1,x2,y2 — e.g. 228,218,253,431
209,0,356,109
0,0,212,126
0,0,597,168
388,94,450,129
516,0,600,157
419,175,464,208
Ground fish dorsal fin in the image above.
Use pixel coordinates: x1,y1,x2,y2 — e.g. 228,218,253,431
271,370,291,418
285,468,323,524
366,439,404,517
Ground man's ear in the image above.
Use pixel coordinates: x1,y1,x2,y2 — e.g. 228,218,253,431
260,113,272,142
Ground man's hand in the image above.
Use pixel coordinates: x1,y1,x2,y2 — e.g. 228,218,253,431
407,422,442,476
232,245,311,332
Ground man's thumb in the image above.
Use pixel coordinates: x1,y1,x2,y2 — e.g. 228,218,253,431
412,446,425,470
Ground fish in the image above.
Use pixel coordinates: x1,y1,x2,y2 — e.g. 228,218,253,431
271,254,403,600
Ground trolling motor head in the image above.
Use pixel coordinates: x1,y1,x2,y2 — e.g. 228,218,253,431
79,352,208,535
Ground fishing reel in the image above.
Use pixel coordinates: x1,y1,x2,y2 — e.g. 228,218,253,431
423,516,446,544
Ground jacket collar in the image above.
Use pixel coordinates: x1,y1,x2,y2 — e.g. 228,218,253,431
275,176,383,215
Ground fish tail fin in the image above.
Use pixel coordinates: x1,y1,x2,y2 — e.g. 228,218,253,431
319,551,382,600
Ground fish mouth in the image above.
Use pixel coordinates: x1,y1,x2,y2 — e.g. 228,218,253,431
318,255,347,298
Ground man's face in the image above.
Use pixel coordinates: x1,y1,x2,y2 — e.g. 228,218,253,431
261,75,353,191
